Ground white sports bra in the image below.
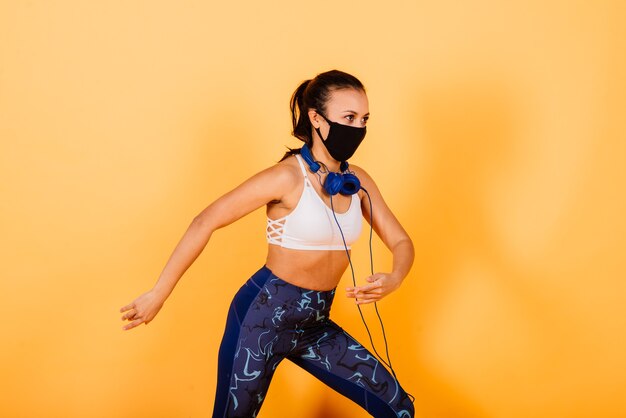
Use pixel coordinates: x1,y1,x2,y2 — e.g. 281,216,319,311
266,154,363,250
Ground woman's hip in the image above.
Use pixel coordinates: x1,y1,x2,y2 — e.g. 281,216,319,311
231,265,337,328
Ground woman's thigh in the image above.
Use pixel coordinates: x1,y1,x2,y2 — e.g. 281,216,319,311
212,266,291,418
288,319,415,418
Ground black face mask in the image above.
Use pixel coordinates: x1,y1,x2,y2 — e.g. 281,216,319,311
314,112,367,163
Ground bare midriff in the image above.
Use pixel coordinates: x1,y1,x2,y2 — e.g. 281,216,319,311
265,244,351,291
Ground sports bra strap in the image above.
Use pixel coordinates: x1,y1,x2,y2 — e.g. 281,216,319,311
295,154,309,178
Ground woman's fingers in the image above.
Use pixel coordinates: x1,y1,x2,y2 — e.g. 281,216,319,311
121,304,143,329
347,282,383,298
122,317,144,331
347,291,384,304
121,308,138,320
120,290,163,330
120,302,137,320
346,274,398,304
355,294,381,304
119,303,135,313
347,281,381,295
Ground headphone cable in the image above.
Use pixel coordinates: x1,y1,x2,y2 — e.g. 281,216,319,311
315,167,416,405
330,190,394,369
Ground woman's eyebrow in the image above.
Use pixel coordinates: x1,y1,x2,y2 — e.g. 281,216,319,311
342,110,370,116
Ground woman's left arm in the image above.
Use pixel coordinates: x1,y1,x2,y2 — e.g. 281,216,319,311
345,165,415,304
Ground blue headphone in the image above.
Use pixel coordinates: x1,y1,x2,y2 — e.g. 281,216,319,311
300,144,361,196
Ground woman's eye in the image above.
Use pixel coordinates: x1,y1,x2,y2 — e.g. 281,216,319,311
345,115,354,121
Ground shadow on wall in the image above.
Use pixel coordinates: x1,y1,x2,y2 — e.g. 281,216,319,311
424,77,519,418
400,75,550,418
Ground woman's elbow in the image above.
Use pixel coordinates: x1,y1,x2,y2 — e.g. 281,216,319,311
395,236,415,256
191,213,218,236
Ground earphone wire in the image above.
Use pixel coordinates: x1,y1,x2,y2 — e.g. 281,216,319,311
361,187,395,371
313,166,394,370
312,159,415,404
357,187,415,404
326,188,393,370
315,168,390,368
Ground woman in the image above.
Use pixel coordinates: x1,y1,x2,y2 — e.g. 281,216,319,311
120,70,416,418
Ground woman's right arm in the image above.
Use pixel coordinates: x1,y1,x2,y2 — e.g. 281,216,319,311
119,162,295,330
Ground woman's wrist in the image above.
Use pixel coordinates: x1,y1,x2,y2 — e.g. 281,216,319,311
151,283,172,302
388,271,404,290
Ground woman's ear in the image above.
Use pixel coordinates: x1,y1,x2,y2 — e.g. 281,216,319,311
308,109,320,129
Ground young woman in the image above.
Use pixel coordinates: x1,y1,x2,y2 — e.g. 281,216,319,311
120,70,416,418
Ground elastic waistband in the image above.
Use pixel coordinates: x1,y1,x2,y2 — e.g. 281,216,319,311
249,265,336,296
248,265,274,288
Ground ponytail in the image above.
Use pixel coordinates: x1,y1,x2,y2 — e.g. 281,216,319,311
279,79,312,162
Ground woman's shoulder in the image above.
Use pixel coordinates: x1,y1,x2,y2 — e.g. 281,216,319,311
348,163,373,182
348,163,379,199
265,153,302,185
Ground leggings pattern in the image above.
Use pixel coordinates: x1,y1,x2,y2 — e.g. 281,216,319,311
212,265,414,418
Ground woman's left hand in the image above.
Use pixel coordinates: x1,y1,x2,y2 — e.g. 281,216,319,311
346,272,402,304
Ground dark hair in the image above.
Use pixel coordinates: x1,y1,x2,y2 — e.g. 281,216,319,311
279,70,365,162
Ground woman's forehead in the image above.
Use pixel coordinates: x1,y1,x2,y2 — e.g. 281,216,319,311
326,88,369,111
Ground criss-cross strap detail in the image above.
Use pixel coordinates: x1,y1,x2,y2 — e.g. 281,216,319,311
266,154,308,246
266,216,286,245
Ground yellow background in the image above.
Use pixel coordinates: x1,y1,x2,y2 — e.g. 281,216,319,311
1,1,625,417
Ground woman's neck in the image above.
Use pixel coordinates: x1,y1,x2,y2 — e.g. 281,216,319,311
310,143,341,172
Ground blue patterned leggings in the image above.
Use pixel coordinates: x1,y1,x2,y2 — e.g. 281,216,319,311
211,265,415,418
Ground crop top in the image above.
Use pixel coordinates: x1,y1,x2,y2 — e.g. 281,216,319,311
266,154,363,250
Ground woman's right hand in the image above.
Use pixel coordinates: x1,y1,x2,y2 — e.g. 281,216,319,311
120,289,165,331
